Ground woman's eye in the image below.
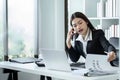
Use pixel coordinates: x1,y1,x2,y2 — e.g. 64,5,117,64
78,22,82,25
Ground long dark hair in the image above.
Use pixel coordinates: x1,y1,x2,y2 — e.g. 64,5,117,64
70,12,96,31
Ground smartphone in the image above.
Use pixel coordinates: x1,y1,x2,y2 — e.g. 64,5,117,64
71,28,78,41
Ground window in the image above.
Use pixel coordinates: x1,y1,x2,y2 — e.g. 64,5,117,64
8,0,36,59
0,0,4,61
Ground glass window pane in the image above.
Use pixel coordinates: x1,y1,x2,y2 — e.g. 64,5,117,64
8,0,35,58
0,0,4,61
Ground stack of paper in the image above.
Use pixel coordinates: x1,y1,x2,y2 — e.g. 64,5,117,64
72,54,118,76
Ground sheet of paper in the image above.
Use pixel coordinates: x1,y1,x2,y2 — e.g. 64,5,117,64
85,54,118,73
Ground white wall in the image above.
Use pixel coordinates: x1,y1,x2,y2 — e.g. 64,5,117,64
68,0,85,30
39,0,65,50
39,0,55,49
54,0,65,50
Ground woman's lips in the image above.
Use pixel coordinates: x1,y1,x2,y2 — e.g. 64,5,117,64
78,29,83,33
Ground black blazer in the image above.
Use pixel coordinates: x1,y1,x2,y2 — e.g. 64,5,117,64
66,29,116,63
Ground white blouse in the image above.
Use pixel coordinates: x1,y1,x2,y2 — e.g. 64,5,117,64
71,28,92,62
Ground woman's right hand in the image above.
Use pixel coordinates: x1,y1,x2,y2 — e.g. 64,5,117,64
66,28,74,49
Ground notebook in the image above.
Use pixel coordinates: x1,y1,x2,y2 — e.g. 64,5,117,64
9,57,42,64
40,49,83,72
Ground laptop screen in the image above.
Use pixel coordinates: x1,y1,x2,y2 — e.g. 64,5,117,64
40,49,72,72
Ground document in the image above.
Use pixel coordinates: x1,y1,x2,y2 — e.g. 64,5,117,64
85,54,118,73
73,54,118,76
85,54,118,72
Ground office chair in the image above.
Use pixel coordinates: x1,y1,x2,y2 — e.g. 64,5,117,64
109,37,119,67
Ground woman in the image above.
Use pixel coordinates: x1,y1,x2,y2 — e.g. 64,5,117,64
66,12,116,65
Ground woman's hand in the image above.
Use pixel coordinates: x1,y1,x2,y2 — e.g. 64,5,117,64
66,28,74,49
107,51,116,62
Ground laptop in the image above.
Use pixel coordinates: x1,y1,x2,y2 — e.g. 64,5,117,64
40,49,83,72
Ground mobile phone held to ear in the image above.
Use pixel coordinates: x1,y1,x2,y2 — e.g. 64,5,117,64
71,28,75,40
72,33,76,41
71,29,78,40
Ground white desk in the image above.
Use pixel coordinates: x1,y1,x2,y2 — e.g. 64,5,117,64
0,61,119,80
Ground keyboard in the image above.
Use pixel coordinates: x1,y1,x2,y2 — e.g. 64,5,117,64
70,62,85,68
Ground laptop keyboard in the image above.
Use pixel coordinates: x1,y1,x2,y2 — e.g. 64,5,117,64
70,62,85,68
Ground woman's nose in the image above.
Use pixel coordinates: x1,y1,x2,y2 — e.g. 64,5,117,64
77,25,81,29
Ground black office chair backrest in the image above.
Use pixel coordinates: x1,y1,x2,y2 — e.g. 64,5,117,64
109,37,119,50
109,37,119,67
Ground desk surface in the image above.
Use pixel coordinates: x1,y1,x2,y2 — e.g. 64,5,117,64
0,61,119,80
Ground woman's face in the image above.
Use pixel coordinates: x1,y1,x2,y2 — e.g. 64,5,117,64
72,18,88,36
